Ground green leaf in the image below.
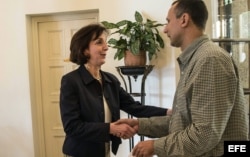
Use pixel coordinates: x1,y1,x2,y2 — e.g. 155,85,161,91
135,11,143,23
144,27,154,35
101,21,118,29
130,39,140,54
156,34,164,48
108,38,118,45
116,49,125,60
116,20,129,27
153,23,165,27
114,50,119,59
148,50,157,60
120,25,130,35
111,30,120,35
116,39,128,49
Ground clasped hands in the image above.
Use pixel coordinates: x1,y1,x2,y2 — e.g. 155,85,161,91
110,118,155,157
110,118,138,139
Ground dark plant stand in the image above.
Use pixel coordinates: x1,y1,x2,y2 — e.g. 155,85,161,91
244,88,250,95
116,65,154,151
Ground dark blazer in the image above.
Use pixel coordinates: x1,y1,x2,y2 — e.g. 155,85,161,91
60,65,167,157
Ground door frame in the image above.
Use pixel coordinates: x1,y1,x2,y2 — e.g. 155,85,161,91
26,9,99,157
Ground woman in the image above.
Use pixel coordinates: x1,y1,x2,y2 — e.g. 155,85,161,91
60,23,170,157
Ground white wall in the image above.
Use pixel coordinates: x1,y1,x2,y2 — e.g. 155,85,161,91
0,0,212,156
0,0,34,157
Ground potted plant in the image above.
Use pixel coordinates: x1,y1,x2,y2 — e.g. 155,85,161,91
101,11,165,66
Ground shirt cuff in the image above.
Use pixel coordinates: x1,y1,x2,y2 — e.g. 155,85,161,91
154,137,167,156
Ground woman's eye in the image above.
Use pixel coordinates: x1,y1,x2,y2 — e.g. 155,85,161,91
95,39,103,45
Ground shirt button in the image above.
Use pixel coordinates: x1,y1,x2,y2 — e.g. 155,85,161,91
181,71,184,75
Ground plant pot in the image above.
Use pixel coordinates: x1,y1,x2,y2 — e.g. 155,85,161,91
124,50,146,66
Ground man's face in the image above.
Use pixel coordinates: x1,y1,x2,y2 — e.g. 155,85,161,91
164,3,183,48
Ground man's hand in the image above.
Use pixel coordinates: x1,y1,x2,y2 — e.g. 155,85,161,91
132,140,155,157
167,108,172,115
112,118,139,139
115,118,139,128
110,121,137,139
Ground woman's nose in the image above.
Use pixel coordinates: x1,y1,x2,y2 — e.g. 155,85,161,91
104,43,109,50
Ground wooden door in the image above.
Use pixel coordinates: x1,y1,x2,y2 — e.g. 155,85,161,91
32,11,98,157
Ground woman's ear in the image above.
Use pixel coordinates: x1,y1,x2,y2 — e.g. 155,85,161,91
83,49,91,59
83,49,89,55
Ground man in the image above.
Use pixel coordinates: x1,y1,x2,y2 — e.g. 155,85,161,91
117,0,249,156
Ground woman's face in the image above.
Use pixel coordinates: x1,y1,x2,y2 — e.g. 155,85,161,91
84,32,109,66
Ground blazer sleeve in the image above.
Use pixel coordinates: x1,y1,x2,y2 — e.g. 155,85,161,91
118,85,167,117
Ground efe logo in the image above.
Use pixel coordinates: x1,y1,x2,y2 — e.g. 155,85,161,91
224,141,250,156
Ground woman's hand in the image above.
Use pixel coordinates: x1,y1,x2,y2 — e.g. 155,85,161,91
167,109,172,115
110,121,137,139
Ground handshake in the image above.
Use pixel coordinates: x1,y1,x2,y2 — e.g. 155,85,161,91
110,109,172,139
110,118,156,157
110,118,139,139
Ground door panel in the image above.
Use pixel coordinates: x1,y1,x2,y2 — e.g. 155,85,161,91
37,14,97,157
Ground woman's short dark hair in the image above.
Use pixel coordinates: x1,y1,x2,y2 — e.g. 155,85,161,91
172,0,208,30
69,23,109,65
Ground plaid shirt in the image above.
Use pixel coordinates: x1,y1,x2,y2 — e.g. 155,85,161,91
138,35,249,157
